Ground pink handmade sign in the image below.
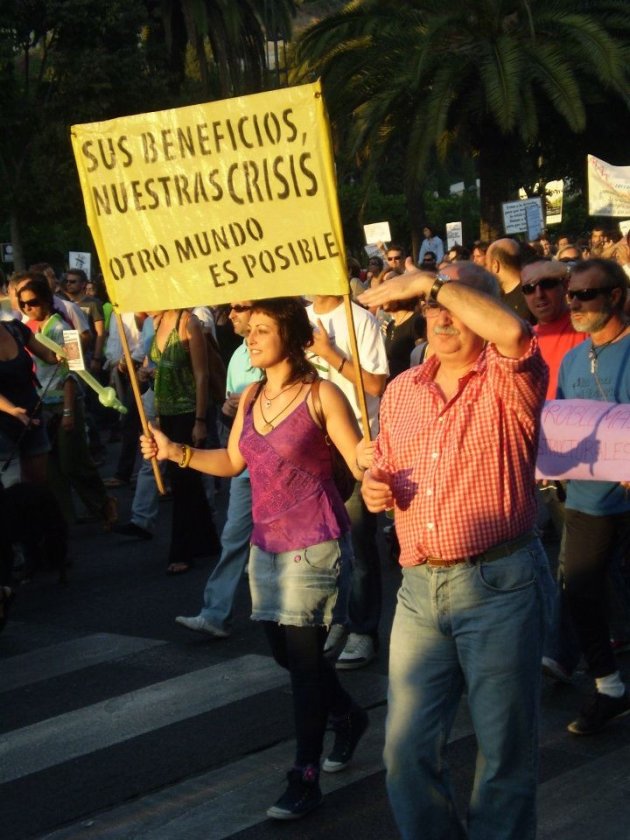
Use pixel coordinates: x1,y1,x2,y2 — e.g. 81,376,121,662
536,399,630,481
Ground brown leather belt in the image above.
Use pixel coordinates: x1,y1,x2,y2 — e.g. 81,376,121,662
426,532,535,568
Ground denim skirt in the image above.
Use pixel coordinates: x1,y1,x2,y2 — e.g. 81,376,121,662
249,535,351,627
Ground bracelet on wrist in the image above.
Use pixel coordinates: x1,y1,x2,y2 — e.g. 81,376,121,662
178,444,193,469
63,409,73,417
337,357,347,374
195,417,206,423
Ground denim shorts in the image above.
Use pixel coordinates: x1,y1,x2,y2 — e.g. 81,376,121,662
249,536,351,627
0,422,50,463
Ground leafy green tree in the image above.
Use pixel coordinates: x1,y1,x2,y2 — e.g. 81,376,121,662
0,0,170,269
156,0,297,98
294,0,630,245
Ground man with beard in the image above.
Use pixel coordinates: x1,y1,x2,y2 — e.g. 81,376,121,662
556,259,630,734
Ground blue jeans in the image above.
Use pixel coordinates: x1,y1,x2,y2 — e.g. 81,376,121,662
199,474,252,633
385,539,553,840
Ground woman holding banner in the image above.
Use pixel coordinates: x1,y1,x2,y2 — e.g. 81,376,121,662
141,297,371,820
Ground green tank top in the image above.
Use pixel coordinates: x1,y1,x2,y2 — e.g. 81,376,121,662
149,312,196,416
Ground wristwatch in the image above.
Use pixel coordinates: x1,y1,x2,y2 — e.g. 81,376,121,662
428,272,451,302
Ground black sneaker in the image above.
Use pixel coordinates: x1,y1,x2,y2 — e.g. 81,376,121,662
266,766,322,820
567,690,630,735
322,705,369,772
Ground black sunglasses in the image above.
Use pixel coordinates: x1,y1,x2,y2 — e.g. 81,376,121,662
521,278,563,295
230,304,252,313
566,286,616,302
18,297,41,309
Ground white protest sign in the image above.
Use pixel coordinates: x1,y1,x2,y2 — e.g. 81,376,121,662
363,221,391,245
526,203,543,239
536,399,630,482
446,221,463,250
588,155,630,217
62,330,86,371
68,251,92,277
545,180,564,225
502,197,543,235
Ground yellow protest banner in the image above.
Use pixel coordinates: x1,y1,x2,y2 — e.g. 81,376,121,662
71,82,349,312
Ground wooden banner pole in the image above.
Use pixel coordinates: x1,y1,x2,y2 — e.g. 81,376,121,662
113,311,166,495
342,294,371,441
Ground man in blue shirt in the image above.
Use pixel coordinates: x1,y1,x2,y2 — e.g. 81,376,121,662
557,259,630,734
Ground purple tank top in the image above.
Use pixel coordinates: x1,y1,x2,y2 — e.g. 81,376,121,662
239,396,351,552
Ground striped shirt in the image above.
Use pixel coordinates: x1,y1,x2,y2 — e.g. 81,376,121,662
374,337,547,566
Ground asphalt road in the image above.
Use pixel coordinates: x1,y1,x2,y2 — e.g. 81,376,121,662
2,444,630,840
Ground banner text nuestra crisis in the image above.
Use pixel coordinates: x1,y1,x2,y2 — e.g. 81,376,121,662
79,110,319,214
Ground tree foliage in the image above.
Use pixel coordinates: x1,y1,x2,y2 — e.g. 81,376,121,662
294,0,630,241
155,0,297,98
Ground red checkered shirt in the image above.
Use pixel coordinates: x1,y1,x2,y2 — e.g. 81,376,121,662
374,336,548,566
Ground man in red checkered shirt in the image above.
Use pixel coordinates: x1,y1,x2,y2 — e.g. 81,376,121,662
359,262,553,840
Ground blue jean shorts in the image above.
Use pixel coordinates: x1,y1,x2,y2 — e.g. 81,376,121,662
0,422,50,463
249,536,351,627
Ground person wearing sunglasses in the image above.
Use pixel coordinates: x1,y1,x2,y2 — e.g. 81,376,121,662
14,274,117,530
519,259,587,686
358,263,552,840
385,245,407,276
520,259,586,401
555,258,630,736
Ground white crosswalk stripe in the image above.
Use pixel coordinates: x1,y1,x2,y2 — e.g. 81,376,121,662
1,653,290,784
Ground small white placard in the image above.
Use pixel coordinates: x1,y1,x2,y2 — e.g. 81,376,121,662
502,197,543,235
62,330,86,371
363,221,391,245
526,203,543,239
619,219,630,237
545,179,564,226
446,221,463,250
68,251,92,276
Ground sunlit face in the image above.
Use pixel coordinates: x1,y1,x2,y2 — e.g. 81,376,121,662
591,229,605,247
228,301,254,337
472,247,486,267
520,264,567,324
17,286,48,322
424,267,485,362
246,312,284,368
64,274,84,296
568,266,619,335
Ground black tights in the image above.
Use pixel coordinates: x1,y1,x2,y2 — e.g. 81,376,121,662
263,622,354,767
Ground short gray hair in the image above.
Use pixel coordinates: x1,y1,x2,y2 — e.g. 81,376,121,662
451,261,500,299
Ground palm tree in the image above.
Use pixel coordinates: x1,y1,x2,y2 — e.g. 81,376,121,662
294,0,630,243
157,0,297,98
